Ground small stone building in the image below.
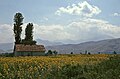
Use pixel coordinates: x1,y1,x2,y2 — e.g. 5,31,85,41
14,44,46,56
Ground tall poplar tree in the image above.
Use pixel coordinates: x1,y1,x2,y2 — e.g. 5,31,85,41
25,23,33,41
22,23,36,45
13,13,24,44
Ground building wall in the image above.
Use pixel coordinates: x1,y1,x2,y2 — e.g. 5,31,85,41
15,51,45,56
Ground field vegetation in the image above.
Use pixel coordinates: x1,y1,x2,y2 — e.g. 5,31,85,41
0,54,119,79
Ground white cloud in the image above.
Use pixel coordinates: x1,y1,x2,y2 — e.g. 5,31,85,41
55,1,101,17
113,13,120,16
0,18,120,43
20,23,72,41
31,19,120,43
33,24,72,41
0,24,14,43
67,19,120,42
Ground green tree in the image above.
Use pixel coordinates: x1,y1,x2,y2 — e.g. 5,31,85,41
85,50,87,54
88,52,91,55
46,50,53,55
113,51,117,54
98,52,101,54
25,23,33,41
71,52,73,54
13,13,24,44
22,23,36,45
53,50,58,55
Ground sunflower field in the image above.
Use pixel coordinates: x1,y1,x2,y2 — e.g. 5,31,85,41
0,54,120,79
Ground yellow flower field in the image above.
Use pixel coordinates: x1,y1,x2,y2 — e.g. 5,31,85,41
0,54,118,79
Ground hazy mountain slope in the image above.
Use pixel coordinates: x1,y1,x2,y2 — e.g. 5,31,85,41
0,43,13,53
0,38,120,54
0,49,5,53
0,39,63,53
46,38,120,54
0,43,14,50
36,39,63,46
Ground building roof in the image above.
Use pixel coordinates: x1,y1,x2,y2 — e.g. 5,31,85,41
15,44,46,52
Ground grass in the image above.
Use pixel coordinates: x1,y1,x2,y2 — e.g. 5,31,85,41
0,54,119,79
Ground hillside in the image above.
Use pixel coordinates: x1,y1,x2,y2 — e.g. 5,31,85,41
0,43,13,53
36,39,63,46
46,38,120,54
0,39,63,53
0,38,120,54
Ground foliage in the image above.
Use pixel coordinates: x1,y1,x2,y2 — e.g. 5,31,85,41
0,54,119,79
71,52,73,54
47,55,120,79
46,50,58,56
13,13,24,44
53,50,58,55
21,39,36,45
13,13,37,45
88,52,91,55
21,23,37,45
113,51,117,54
25,23,33,41
46,50,53,55
0,53,14,57
85,50,87,54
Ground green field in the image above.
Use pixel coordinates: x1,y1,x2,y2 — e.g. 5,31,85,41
0,54,120,79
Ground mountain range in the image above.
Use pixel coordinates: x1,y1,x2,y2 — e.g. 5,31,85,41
46,38,120,54
0,38,120,54
0,43,13,53
0,39,63,53
36,39,63,46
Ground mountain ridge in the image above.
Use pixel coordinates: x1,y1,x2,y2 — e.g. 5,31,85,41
0,38,120,54
36,39,63,46
46,38,120,54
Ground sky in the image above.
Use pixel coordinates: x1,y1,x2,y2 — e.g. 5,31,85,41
0,0,120,44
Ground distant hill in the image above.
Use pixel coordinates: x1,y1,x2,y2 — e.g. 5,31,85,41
1,38,120,54
0,39,63,53
0,43,13,50
0,43,13,53
36,39,63,46
0,49,5,54
46,38,120,54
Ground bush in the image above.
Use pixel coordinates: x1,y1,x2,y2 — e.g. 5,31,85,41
0,53,14,57
46,50,58,56
45,50,53,56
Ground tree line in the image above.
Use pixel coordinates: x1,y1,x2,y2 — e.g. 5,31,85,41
13,12,36,45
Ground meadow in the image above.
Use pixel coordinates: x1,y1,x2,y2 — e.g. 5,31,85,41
0,54,119,79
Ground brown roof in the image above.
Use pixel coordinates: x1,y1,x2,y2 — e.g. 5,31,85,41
15,44,46,52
